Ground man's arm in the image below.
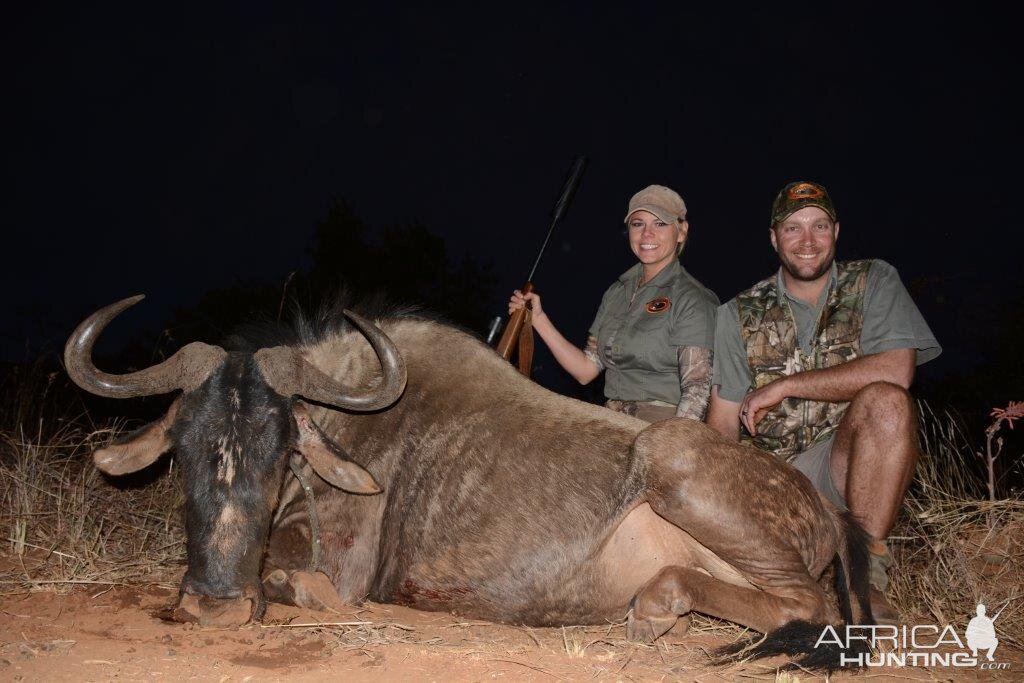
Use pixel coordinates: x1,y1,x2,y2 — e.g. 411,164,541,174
740,348,915,436
707,386,742,441
707,300,748,441
776,347,915,400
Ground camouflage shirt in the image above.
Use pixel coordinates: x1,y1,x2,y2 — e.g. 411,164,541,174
712,259,941,460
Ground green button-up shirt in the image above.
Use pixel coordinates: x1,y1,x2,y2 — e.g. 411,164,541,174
588,259,719,405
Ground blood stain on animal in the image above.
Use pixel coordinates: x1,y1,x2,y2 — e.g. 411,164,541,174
395,579,471,606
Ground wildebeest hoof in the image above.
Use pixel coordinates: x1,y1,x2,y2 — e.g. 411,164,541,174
670,614,691,637
626,610,679,644
171,592,254,627
262,569,346,613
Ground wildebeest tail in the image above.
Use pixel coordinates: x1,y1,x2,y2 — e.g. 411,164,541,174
713,619,872,672
833,509,874,627
713,509,875,671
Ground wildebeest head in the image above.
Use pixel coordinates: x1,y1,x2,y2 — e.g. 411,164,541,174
64,295,406,626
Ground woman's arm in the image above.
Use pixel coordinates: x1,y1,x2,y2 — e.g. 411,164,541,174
675,346,713,420
509,290,601,384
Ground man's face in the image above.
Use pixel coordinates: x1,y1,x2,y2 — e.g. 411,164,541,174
770,206,839,282
627,210,687,271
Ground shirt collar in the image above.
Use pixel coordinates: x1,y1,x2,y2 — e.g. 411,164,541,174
776,261,838,309
618,258,681,290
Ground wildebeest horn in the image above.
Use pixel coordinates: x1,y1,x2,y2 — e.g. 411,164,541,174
64,295,227,398
254,310,407,410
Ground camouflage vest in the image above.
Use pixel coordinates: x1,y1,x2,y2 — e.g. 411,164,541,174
737,260,872,460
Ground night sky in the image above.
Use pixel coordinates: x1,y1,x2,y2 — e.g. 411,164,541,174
5,5,1020,407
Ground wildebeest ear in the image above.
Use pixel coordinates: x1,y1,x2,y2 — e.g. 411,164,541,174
292,403,381,495
93,399,180,475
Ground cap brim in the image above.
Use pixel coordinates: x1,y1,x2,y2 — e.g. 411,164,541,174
772,200,836,224
624,204,683,225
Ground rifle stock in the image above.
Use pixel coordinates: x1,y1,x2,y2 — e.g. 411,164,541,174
495,281,534,361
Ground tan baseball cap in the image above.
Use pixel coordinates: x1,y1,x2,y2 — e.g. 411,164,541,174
623,185,687,225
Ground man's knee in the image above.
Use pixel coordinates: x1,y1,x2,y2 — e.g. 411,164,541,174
851,381,916,435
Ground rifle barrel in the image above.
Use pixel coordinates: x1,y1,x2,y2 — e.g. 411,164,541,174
526,156,588,282
493,156,588,369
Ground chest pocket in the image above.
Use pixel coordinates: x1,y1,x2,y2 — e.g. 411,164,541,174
816,309,862,369
744,315,795,386
628,306,676,369
817,331,860,369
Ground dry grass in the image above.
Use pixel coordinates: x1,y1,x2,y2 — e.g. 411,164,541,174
1,364,1020,659
0,362,184,591
888,402,1023,650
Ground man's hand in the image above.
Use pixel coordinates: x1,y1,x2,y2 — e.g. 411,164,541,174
739,378,789,436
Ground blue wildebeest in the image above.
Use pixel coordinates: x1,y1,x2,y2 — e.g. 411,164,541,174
65,295,873,668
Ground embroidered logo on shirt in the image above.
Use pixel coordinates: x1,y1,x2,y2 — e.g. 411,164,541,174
645,297,672,314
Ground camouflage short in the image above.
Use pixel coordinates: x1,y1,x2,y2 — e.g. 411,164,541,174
605,400,677,423
789,435,847,510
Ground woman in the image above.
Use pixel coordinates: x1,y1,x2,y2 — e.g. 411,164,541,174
508,184,718,422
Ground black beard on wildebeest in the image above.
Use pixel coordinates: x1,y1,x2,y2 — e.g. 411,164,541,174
65,294,875,672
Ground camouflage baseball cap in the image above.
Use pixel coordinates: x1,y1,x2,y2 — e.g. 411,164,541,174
624,185,687,225
770,181,837,225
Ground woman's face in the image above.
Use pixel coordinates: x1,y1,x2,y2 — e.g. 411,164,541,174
627,210,687,271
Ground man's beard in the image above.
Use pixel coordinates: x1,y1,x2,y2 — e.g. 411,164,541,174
780,250,835,282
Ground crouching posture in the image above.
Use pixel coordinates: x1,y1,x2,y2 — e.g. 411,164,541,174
708,181,941,623
66,296,874,669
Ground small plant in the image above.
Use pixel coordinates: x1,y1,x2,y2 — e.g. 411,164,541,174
981,401,1024,505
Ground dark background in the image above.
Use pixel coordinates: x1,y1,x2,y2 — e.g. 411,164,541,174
4,5,1021,427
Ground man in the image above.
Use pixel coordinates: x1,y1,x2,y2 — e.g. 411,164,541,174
706,180,940,622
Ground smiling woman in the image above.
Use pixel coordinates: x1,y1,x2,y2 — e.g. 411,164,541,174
508,185,720,422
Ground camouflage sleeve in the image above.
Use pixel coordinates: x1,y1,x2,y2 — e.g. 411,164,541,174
583,334,604,371
675,346,712,420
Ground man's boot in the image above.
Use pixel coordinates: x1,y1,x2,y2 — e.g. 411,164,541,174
868,538,898,625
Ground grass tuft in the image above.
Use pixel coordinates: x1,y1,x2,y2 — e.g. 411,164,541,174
0,362,184,590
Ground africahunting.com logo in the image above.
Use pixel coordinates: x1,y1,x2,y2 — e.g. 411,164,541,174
816,602,1010,669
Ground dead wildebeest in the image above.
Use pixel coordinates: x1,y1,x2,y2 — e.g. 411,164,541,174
65,295,873,670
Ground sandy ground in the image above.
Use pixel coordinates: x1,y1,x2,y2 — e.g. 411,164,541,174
1,581,1020,682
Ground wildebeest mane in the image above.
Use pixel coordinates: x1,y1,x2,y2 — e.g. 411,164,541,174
222,288,456,353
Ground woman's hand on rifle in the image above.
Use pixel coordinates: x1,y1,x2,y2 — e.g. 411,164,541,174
506,289,599,385
508,290,547,323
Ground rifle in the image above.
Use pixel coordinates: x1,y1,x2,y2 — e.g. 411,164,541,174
494,156,588,376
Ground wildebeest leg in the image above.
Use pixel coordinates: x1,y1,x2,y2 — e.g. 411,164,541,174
627,566,833,642
629,419,845,642
262,487,347,613
262,569,347,612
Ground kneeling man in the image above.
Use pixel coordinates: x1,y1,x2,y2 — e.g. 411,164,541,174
707,181,940,622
